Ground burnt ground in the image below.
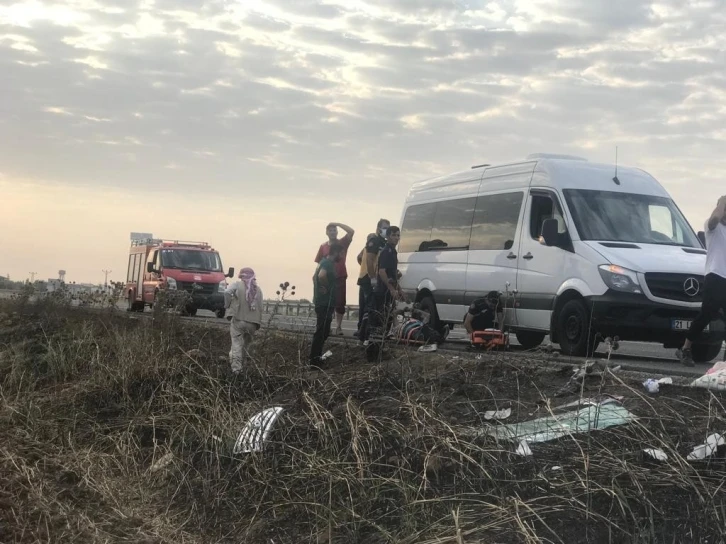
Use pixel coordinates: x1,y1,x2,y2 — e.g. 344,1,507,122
1,300,726,543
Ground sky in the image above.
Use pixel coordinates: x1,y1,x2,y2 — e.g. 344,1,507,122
1,0,725,299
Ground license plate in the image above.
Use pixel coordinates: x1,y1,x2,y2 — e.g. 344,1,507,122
672,319,708,332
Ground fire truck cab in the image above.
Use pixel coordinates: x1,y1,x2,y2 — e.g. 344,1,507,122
125,235,234,317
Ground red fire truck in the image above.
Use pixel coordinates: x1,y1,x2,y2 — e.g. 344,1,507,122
125,235,234,317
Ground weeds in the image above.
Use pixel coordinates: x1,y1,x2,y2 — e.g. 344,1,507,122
1,300,726,543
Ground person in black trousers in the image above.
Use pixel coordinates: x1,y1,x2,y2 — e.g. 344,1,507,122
310,243,344,365
677,196,726,366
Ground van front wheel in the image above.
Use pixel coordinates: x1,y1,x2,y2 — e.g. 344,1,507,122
556,300,599,357
692,342,723,364
515,330,546,350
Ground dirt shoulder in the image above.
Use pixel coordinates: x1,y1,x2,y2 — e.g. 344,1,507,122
1,302,725,543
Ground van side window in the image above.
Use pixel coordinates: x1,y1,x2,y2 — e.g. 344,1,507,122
429,197,476,250
471,192,523,250
400,202,436,253
530,193,566,240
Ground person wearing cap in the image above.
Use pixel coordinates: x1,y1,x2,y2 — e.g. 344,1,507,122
464,291,504,335
224,268,264,374
315,222,355,336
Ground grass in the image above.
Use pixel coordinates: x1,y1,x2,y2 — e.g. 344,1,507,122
1,298,726,543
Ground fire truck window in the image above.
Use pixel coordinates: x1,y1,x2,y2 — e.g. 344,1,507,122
131,254,139,283
127,255,134,282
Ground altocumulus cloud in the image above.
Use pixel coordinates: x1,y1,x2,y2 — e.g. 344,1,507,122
0,0,725,212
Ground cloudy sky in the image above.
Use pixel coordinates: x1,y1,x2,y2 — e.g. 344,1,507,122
1,0,725,298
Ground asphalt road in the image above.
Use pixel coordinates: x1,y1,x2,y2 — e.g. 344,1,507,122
178,309,719,378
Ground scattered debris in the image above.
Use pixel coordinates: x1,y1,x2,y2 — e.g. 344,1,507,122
554,361,621,397
149,452,174,473
556,395,623,410
644,448,668,461
418,344,437,353
691,362,726,391
515,440,533,456
233,407,285,454
489,404,636,444
686,433,725,461
321,350,333,361
643,377,673,394
484,408,512,420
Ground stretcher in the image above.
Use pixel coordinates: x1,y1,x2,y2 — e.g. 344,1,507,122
470,328,509,350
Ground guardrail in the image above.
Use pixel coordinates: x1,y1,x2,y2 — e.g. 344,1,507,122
262,301,360,320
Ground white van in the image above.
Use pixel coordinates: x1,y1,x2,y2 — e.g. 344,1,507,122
397,153,723,362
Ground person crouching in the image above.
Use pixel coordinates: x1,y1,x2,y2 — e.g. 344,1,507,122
224,267,264,374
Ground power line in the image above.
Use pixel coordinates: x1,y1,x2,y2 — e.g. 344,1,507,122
29,272,37,282
102,269,112,287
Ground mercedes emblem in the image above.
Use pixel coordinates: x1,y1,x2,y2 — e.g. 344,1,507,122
683,277,700,297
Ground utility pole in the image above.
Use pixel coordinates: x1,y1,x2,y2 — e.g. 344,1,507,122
29,272,37,283
102,269,112,288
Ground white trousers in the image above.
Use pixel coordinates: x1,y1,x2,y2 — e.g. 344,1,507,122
229,320,258,372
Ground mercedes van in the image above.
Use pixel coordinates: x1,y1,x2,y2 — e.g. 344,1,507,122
397,154,723,362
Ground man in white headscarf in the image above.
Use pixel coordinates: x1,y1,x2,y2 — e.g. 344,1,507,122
224,267,264,373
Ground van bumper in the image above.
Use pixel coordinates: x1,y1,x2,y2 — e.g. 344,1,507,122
587,291,724,347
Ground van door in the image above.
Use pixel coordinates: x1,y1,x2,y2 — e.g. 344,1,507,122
465,190,527,324
515,189,574,330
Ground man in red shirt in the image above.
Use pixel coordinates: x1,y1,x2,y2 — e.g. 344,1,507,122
315,222,355,335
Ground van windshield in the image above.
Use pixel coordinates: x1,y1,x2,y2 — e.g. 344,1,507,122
161,249,222,272
563,189,700,247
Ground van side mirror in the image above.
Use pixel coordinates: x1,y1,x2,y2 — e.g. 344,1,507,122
698,231,706,248
147,262,155,274
541,218,559,247
227,267,235,278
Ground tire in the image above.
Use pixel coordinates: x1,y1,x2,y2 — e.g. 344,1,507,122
556,299,599,357
183,307,198,317
692,342,722,364
515,330,546,350
215,309,226,319
418,295,446,336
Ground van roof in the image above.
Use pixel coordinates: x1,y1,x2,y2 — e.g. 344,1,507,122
408,155,669,199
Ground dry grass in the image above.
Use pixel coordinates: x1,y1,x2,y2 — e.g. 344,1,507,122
1,299,726,543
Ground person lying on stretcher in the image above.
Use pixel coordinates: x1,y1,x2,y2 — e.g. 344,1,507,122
464,291,505,346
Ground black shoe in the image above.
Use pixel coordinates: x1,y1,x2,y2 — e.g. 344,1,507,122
676,347,695,367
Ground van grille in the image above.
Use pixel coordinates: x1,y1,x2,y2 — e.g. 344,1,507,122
644,273,704,303
177,281,217,296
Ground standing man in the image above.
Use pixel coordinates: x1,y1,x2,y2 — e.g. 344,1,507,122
358,219,390,343
224,268,264,374
310,243,344,365
315,222,355,336
371,226,405,335
355,233,377,335
677,196,726,366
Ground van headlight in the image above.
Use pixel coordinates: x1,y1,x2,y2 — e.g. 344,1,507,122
218,281,227,293
598,265,642,294
166,277,177,290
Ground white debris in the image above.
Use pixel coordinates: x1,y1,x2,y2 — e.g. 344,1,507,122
418,344,437,352
234,407,285,454
515,440,533,456
686,433,725,461
691,362,726,391
321,350,333,361
644,448,668,461
484,408,512,420
643,377,673,394
149,452,174,473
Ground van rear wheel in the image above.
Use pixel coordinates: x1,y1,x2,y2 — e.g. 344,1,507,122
418,295,445,336
556,299,599,357
515,330,546,350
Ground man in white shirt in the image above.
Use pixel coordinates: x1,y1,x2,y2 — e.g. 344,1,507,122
677,196,726,366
